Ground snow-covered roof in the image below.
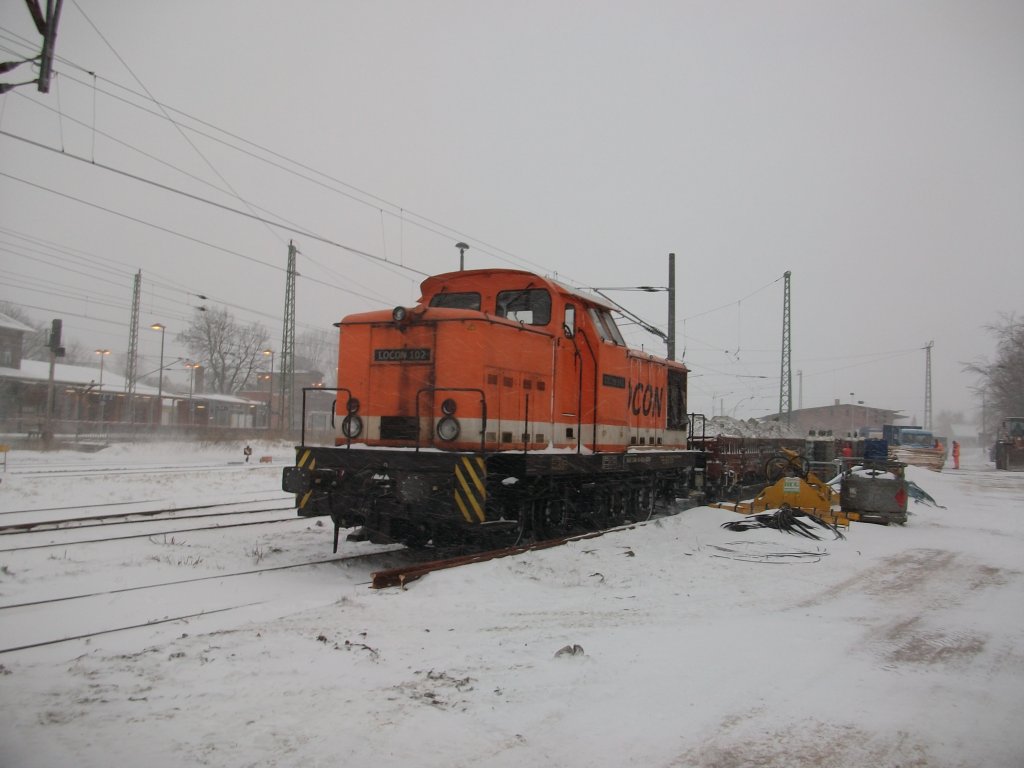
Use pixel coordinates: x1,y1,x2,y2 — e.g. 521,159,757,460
0,359,262,404
0,359,160,395
0,312,35,333
197,392,260,405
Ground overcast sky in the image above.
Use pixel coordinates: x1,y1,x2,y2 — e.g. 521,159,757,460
1,1,1021,423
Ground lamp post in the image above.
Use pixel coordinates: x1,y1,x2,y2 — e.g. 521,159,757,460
151,323,166,426
95,348,110,388
262,349,275,429
455,242,469,271
95,349,110,424
185,362,199,426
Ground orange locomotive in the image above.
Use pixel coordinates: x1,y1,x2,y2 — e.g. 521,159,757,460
283,268,704,549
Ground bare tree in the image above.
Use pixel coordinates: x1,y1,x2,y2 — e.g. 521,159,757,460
0,303,99,365
965,313,1024,433
62,340,94,365
177,307,269,394
295,328,338,385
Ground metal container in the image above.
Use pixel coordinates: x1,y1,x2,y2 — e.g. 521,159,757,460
840,473,908,524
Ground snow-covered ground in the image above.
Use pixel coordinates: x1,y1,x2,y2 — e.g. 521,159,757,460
1,443,1022,767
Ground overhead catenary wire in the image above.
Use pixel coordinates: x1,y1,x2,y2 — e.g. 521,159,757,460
0,130,428,278
0,170,402,311
0,225,336,339
10,89,320,234
68,0,289,250
40,61,583,284
1,22,930,393
6,40,688,339
4,12,676,368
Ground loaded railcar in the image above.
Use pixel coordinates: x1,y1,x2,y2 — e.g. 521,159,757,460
282,268,704,549
691,433,808,500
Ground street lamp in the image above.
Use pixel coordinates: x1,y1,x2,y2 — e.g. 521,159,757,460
262,349,275,429
95,349,110,424
455,242,469,271
151,323,166,425
95,349,110,389
185,362,200,426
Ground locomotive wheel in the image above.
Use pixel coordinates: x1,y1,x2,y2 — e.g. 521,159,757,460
540,497,569,539
637,475,658,520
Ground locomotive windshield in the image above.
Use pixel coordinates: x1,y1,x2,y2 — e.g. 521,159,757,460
495,289,551,325
429,291,481,310
588,308,626,345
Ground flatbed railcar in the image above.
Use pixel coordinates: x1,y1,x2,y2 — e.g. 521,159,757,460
690,433,808,500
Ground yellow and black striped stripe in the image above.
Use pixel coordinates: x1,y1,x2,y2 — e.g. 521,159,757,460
454,455,487,523
296,449,317,511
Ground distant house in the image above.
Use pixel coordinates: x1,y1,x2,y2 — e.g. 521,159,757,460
0,356,163,431
762,401,907,437
0,312,34,370
0,340,269,436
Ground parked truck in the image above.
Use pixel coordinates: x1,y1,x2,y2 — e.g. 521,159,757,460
882,425,946,471
994,417,1024,471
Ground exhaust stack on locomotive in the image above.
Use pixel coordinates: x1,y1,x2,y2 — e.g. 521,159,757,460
282,268,704,549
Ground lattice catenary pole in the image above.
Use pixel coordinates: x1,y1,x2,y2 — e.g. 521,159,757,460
125,270,141,423
778,270,792,424
924,340,934,431
280,241,297,430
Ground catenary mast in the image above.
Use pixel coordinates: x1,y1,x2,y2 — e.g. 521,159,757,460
778,270,792,424
280,241,297,430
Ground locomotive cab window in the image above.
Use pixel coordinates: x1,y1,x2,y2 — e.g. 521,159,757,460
495,289,551,326
602,311,626,345
564,304,576,337
588,308,625,345
429,291,481,310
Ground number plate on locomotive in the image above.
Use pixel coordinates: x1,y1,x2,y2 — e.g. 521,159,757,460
373,348,432,362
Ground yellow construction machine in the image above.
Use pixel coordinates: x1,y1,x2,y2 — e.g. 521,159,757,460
713,447,847,524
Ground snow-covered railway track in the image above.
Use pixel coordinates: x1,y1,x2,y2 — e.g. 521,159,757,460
7,462,279,478
0,511,303,553
0,549,407,655
0,497,173,517
0,496,294,533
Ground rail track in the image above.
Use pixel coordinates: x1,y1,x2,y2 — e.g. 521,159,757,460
0,548,408,655
0,511,303,552
0,497,173,516
0,495,686,658
0,494,308,553
0,496,295,535
0,522,640,655
369,522,644,588
6,461,282,478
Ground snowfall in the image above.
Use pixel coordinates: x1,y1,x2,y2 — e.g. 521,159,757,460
0,441,1022,768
